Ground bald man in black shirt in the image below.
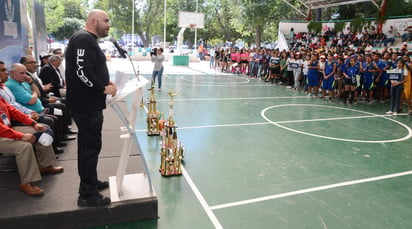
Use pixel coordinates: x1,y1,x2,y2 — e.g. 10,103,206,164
65,9,117,207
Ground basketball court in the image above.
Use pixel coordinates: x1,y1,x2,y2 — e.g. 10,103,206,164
95,59,412,228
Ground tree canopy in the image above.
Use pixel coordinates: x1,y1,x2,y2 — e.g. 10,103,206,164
39,0,412,48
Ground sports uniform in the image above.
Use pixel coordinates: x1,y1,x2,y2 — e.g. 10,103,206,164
307,60,319,87
322,61,335,90
362,62,375,91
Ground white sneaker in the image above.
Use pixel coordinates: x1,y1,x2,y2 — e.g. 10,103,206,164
393,112,398,116
385,111,393,115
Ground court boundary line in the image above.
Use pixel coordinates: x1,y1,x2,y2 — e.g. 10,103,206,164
139,104,411,226
141,105,223,228
181,166,223,229
135,113,409,132
154,96,309,102
262,104,412,143
210,170,412,210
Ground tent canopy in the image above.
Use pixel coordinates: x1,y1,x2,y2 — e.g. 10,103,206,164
298,0,379,9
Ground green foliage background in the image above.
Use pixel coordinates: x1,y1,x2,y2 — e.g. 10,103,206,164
36,0,412,48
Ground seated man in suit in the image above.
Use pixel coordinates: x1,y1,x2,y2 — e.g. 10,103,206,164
39,55,66,98
0,96,63,196
0,61,65,154
21,56,75,136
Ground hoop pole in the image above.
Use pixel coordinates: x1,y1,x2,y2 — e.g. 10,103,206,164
195,0,198,50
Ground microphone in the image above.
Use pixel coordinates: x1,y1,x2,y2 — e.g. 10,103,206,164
110,38,127,58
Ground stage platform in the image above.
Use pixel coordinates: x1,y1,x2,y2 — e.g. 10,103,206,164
0,101,158,229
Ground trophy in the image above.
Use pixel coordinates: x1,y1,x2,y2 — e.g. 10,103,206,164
146,86,161,136
159,90,185,176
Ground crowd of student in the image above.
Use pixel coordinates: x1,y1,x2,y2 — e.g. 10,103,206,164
288,25,411,51
208,40,412,115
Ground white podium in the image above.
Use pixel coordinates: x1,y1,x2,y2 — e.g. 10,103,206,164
107,71,155,202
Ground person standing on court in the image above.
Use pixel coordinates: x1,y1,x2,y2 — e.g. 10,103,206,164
65,9,117,207
150,48,164,91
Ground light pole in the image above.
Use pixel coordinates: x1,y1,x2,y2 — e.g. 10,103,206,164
194,0,198,50
132,0,135,54
164,0,166,50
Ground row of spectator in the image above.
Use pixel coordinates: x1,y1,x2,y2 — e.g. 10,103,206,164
207,43,412,115
0,50,76,197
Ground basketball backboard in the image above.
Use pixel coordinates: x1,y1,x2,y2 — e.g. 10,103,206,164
178,11,205,29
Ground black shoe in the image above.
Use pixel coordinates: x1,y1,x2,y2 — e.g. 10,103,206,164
57,142,67,147
97,180,109,190
66,129,77,135
61,135,76,141
77,193,111,207
54,147,64,154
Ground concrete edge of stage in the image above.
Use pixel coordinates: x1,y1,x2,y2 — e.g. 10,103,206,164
0,102,158,228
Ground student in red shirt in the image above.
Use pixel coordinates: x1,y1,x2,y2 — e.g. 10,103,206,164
0,95,63,196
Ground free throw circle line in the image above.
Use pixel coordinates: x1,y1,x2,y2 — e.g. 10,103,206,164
261,104,412,143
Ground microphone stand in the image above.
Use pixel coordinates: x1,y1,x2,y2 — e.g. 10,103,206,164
122,51,140,82
122,50,145,111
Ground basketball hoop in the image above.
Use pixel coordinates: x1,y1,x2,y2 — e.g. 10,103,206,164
189,24,196,32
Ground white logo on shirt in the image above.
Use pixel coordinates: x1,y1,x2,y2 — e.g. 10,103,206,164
76,49,93,87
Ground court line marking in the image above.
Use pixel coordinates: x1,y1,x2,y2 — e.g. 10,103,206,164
182,166,223,229
154,96,309,102
135,113,409,132
210,170,412,210
262,104,412,143
180,75,250,85
140,106,222,228
167,83,275,87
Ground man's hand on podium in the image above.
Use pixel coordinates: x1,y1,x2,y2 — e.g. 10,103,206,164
104,81,117,96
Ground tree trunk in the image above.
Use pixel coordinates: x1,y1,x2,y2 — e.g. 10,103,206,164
138,32,149,47
377,0,388,34
255,24,262,48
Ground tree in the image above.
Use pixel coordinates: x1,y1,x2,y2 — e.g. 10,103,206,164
230,0,305,48
37,0,87,32
95,0,165,47
53,18,84,40
199,0,241,47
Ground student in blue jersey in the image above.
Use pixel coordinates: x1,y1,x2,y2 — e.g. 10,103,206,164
343,57,359,105
321,54,336,101
386,60,407,115
307,53,319,96
374,53,390,102
353,54,363,104
360,54,381,104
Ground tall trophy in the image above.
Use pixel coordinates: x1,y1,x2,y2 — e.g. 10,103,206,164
159,91,185,176
146,86,161,136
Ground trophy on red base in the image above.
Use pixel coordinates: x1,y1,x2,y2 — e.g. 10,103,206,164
159,91,185,176
146,86,160,136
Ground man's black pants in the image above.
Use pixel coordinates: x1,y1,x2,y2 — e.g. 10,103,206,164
72,110,103,198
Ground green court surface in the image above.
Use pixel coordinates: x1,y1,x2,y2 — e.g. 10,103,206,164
93,64,412,229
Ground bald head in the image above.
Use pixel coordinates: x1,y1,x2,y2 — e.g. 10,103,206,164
10,63,29,83
85,9,111,38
